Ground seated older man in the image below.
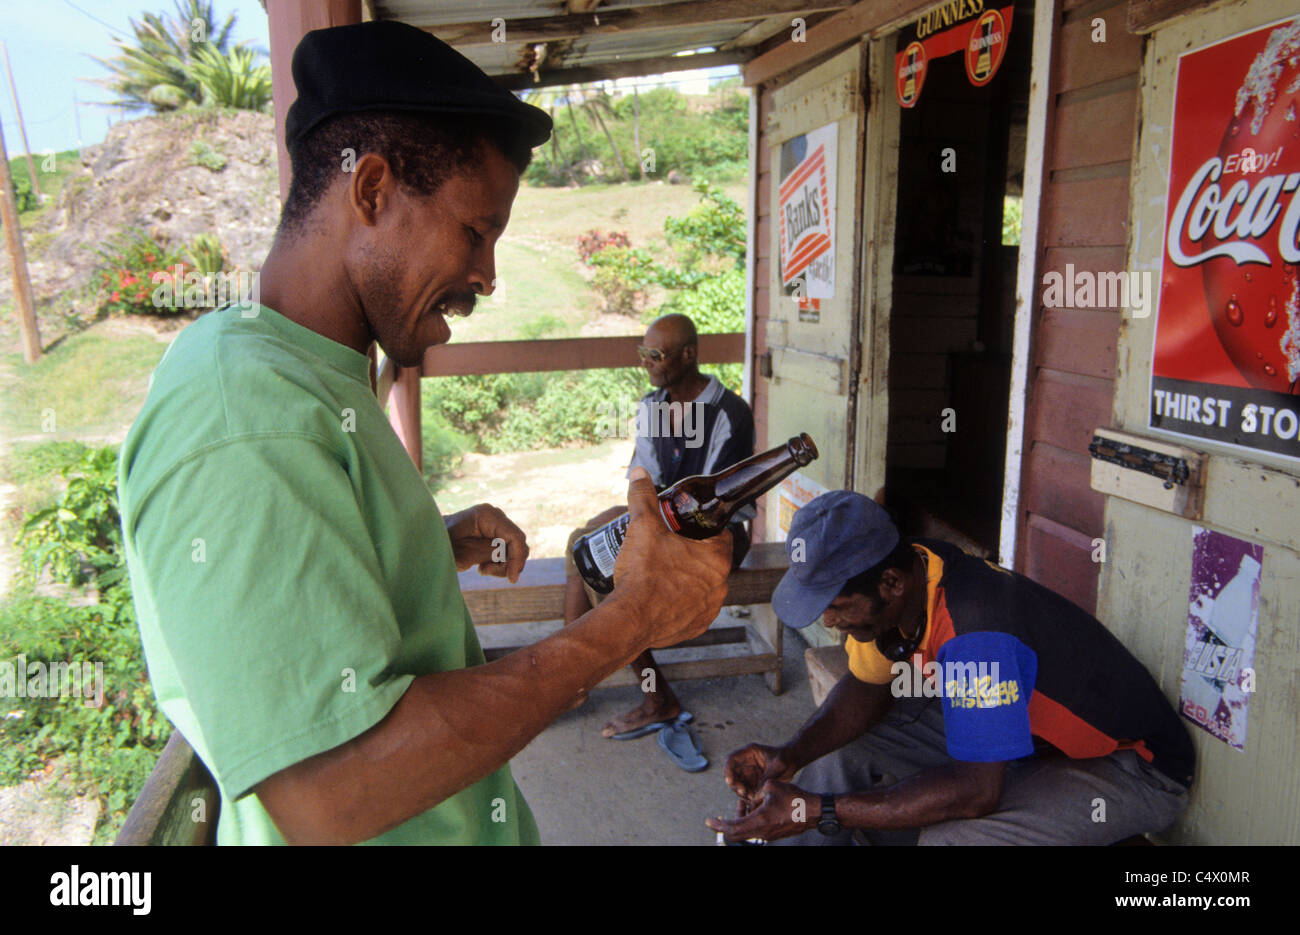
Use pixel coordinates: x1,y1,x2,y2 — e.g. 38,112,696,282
564,313,754,764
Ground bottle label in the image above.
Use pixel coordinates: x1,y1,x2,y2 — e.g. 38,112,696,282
588,517,627,578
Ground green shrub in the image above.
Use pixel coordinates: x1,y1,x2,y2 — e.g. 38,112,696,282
425,368,647,455
649,267,745,333
0,588,168,843
92,228,189,318
3,443,167,843
663,180,746,275
10,171,41,213
421,409,473,493
589,246,657,316
185,232,226,276
18,445,124,590
188,139,227,172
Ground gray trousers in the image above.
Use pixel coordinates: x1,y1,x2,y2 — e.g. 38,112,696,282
776,696,1190,845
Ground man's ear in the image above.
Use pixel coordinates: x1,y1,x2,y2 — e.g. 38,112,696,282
879,567,906,600
349,152,395,227
682,343,698,365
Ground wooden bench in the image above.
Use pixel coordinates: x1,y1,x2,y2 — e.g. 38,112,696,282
460,541,791,694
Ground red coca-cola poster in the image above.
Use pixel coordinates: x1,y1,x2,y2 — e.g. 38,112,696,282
1152,17,1300,460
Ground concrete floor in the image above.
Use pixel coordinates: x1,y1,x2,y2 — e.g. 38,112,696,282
491,614,818,845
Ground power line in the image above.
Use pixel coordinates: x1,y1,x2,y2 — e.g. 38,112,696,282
60,0,129,40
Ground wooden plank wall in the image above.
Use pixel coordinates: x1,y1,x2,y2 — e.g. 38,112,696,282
1015,0,1142,614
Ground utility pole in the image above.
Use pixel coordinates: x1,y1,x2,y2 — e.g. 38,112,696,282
1,42,41,201
0,112,40,362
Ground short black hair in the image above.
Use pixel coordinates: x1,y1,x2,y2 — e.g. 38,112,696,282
279,110,535,236
839,540,918,607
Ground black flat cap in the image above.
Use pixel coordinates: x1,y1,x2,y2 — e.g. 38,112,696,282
284,20,552,149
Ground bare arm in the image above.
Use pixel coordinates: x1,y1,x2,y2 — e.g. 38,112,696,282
833,760,1005,829
779,673,895,773
708,760,1005,841
255,470,731,845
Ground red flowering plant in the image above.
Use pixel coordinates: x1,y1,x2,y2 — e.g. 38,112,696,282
92,228,188,317
576,229,631,265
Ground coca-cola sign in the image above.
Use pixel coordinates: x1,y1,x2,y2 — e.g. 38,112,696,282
1153,17,1300,460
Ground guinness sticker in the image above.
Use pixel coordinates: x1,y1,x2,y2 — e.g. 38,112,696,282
965,8,1008,86
896,40,927,108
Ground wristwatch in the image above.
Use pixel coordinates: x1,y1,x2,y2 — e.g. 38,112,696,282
816,794,841,836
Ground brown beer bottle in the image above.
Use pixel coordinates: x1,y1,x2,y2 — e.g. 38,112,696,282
572,433,818,594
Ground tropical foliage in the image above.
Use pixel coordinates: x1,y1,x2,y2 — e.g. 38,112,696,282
89,1,270,114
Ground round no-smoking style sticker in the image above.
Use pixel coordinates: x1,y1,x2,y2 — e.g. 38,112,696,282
966,9,1008,86
896,40,927,108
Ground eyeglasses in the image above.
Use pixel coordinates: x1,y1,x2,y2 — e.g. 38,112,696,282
636,345,679,363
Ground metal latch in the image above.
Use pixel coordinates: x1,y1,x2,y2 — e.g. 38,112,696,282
1088,434,1189,489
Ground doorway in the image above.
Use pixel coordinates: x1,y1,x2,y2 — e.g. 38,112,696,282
883,1,1032,557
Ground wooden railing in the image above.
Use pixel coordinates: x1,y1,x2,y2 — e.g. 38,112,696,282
378,333,747,469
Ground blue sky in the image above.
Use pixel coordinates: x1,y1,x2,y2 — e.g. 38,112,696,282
0,0,270,155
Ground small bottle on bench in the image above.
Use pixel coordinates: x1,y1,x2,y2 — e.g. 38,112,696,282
572,433,818,594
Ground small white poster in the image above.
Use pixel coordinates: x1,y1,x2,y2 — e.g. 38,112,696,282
778,122,837,300
1179,526,1261,751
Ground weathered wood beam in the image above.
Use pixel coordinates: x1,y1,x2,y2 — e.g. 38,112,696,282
115,732,219,846
422,333,745,377
719,15,800,52
742,0,936,86
1126,0,1218,34
430,0,851,47
493,48,754,91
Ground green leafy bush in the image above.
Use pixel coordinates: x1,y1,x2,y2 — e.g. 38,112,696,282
92,228,189,318
663,180,746,276
18,445,125,590
421,408,473,493
589,246,657,316
189,139,227,172
10,170,41,213
185,232,226,276
3,443,168,843
425,368,646,455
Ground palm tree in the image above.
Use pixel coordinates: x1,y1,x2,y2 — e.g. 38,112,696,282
582,87,630,182
88,1,241,113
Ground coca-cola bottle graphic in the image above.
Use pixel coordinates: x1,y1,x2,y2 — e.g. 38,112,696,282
1189,20,1300,394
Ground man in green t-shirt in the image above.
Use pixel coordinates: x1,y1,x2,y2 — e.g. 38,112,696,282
117,21,733,845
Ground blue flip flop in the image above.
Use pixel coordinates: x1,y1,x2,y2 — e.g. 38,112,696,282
608,711,693,741
656,718,708,772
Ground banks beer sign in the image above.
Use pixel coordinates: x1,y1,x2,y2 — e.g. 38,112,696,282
1151,17,1300,460
779,121,837,301
895,1,1013,107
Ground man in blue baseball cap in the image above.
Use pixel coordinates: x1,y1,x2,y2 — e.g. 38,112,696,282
708,491,1194,844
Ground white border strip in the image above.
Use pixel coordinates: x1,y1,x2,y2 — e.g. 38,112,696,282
999,0,1057,568
743,87,759,405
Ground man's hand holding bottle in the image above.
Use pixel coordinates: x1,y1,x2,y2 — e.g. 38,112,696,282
613,467,732,650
